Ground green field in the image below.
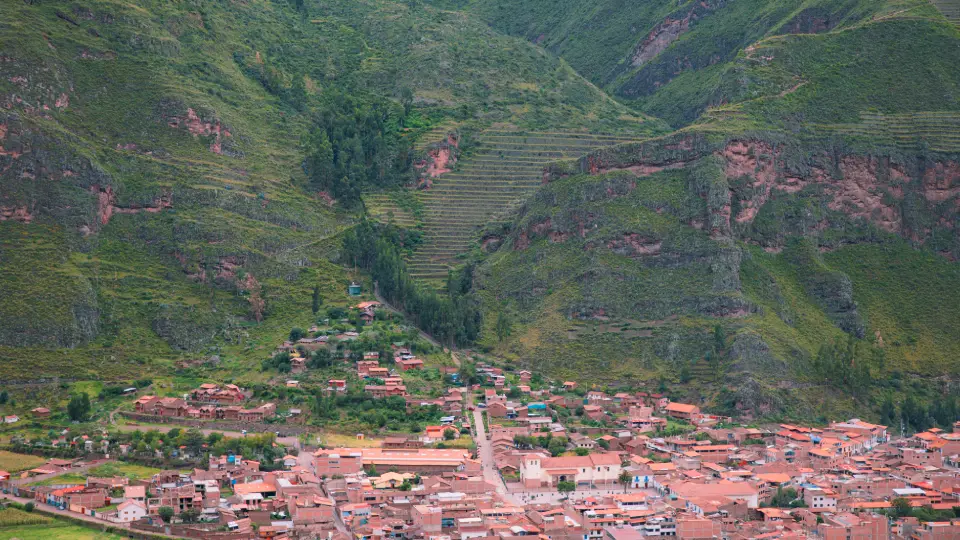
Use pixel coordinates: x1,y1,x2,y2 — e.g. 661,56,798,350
88,462,162,481
0,452,46,474
0,523,123,540
28,473,87,487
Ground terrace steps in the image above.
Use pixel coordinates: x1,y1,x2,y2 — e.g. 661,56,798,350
931,0,960,25
818,111,960,153
405,129,641,280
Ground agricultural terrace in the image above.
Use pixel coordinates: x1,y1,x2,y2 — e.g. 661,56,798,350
407,129,641,281
931,0,960,25
819,111,960,153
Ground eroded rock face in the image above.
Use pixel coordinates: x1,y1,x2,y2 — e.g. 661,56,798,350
166,107,233,155
720,140,959,244
607,234,662,257
629,0,726,68
90,184,172,228
415,133,459,186
572,137,958,252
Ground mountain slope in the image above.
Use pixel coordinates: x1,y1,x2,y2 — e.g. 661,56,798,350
0,0,656,380
470,5,960,417
449,0,948,126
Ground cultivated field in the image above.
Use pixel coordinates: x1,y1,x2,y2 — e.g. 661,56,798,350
0,451,46,474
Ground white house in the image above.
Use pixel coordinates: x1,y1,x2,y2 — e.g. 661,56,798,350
519,452,622,488
114,500,147,523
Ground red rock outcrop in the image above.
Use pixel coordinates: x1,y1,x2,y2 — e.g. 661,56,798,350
90,184,172,227
606,234,662,257
167,107,232,155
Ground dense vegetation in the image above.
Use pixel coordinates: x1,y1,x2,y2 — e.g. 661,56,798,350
0,0,643,381
303,91,415,205
342,220,481,345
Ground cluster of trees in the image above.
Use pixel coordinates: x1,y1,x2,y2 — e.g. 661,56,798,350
313,391,442,432
888,497,960,522
881,393,960,433
512,434,569,457
67,393,91,422
303,91,414,206
766,487,806,508
810,336,884,395
342,220,481,346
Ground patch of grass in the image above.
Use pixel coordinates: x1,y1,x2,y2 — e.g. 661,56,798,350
28,473,88,487
0,508,52,528
88,462,161,481
0,523,124,539
318,433,383,448
0,451,47,473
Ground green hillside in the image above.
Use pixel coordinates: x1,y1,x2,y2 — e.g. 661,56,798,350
449,0,948,126
1,0,958,421
0,0,657,380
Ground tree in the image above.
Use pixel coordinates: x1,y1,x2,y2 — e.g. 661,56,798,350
557,481,576,496
880,396,897,427
158,506,175,523
680,364,692,384
618,470,632,493
366,465,379,477
289,327,306,342
312,286,322,314
23,502,34,512
575,447,590,456
495,311,512,343
400,87,414,119
67,393,91,422
713,324,727,352
443,428,456,441
0,391,7,405
892,498,912,518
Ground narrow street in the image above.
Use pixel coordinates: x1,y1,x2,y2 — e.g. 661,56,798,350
469,394,518,505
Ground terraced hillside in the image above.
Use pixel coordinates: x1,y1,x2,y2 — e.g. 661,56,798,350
819,112,960,153
363,193,419,228
932,0,960,25
406,130,641,280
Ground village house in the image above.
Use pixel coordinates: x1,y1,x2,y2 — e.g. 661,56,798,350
191,383,244,404
364,385,408,398
663,402,701,421
314,447,471,475
519,452,622,488
113,499,148,523
396,357,424,371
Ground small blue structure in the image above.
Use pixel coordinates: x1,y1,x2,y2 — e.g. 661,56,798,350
348,282,362,296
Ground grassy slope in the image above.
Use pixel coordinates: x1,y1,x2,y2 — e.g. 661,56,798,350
452,0,943,126
0,0,660,380
470,4,960,416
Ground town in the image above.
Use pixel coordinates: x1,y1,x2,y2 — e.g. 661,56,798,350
0,302,958,540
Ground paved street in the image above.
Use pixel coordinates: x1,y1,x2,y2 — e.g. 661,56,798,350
470,396,520,505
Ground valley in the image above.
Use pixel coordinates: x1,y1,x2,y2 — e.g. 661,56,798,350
0,0,959,431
